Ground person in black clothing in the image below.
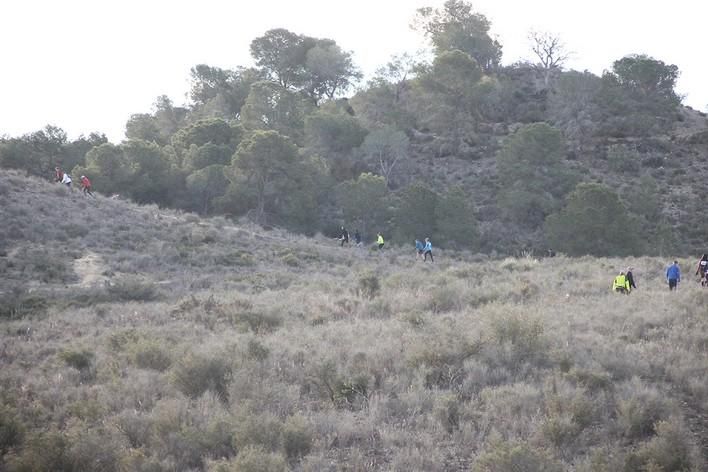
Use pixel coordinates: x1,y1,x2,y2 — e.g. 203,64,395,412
626,267,637,292
339,226,349,247
353,230,361,246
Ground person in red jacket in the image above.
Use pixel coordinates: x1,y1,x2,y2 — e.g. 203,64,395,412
80,175,94,197
54,166,64,183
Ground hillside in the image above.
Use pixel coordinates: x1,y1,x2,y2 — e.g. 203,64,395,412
1,171,707,471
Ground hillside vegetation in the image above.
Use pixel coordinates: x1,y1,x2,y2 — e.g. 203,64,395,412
3,0,708,256
1,171,707,471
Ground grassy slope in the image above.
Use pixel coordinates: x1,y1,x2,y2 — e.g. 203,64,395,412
1,171,707,471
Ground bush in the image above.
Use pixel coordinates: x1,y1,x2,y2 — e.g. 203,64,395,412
0,288,48,319
4,431,73,472
106,276,159,302
472,441,563,472
232,412,283,452
230,310,282,333
624,418,694,471
356,272,380,300
59,348,94,372
282,414,312,460
171,353,232,402
211,445,286,472
130,339,173,371
617,383,672,439
0,405,24,454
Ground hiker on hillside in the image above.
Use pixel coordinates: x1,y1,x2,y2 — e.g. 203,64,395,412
54,166,64,183
415,239,424,259
626,267,637,291
666,260,681,291
339,226,349,247
612,271,630,294
377,232,384,250
80,175,94,197
423,237,434,262
61,172,72,190
354,230,361,246
695,254,708,283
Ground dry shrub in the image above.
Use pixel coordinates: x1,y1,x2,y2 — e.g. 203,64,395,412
211,445,286,472
356,272,381,300
107,276,159,302
426,284,463,313
0,405,24,454
472,441,563,472
129,339,173,371
282,414,312,460
171,353,232,402
246,338,270,361
616,380,673,439
232,411,283,452
0,287,48,319
230,309,282,333
624,418,695,471
486,310,548,367
59,348,95,381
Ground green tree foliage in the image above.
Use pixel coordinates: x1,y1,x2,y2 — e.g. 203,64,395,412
303,41,362,103
186,164,229,215
360,127,410,187
189,65,262,119
225,130,322,229
544,183,640,256
121,140,174,205
250,29,360,103
125,113,162,143
435,187,479,249
350,54,418,130
72,143,130,195
393,182,438,243
304,105,368,181
414,0,502,71
172,118,243,169
336,173,390,237
0,126,67,177
547,71,602,140
240,81,310,142
496,123,576,229
610,54,680,102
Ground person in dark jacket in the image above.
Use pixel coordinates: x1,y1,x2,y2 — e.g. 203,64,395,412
666,261,681,291
339,226,349,247
354,230,361,246
626,267,637,291
695,254,708,284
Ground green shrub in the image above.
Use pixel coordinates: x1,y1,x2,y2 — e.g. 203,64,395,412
473,441,563,472
210,445,286,472
426,284,462,313
0,405,24,454
282,414,312,460
232,412,283,452
356,272,381,300
0,288,48,319
59,348,94,372
246,339,270,361
130,339,173,371
171,353,232,402
624,418,694,471
106,276,158,302
230,310,282,333
617,387,671,439
4,431,72,472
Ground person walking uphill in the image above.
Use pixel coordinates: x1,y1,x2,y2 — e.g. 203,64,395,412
626,267,637,291
612,271,630,294
80,175,94,197
666,260,681,291
423,237,434,262
339,226,349,247
377,233,384,249
61,172,72,190
695,254,708,283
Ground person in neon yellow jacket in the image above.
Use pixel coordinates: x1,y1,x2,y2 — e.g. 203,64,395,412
376,232,384,249
612,271,630,294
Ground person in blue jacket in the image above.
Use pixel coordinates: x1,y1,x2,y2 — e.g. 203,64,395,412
423,237,434,262
415,239,424,260
666,260,681,291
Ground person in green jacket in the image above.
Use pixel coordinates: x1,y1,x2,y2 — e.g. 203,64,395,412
612,271,630,294
376,233,384,249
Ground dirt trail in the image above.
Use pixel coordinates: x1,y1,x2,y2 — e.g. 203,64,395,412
72,251,109,288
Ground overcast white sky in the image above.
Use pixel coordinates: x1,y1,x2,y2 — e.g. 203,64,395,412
1,0,706,142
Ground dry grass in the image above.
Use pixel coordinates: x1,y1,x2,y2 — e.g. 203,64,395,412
0,171,707,470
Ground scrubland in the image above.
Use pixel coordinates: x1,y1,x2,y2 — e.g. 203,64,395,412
1,171,707,471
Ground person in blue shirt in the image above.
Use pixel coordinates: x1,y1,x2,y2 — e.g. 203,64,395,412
423,237,433,262
415,239,424,260
666,260,681,291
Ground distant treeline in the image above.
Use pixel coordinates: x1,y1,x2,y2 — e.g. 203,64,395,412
0,0,693,255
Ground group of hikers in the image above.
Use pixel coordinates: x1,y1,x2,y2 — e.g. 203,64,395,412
54,166,94,197
612,256,708,294
337,226,434,262
338,226,386,251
